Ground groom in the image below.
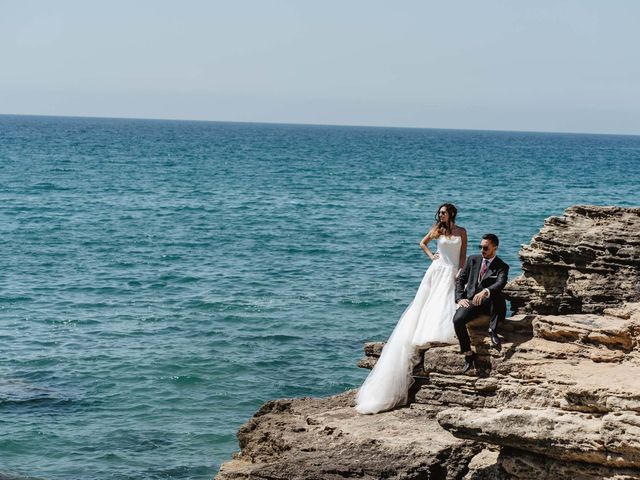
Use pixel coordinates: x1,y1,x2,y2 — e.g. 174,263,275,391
453,233,509,373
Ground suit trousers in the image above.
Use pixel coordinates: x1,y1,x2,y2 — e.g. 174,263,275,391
453,294,506,354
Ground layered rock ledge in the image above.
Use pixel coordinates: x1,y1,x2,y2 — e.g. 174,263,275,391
504,205,640,315
217,205,640,480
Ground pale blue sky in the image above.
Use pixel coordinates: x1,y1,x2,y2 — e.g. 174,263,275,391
1,1,639,134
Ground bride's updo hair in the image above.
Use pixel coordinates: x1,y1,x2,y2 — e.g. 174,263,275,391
428,203,457,238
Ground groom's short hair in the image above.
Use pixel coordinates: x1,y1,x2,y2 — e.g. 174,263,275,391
482,233,499,247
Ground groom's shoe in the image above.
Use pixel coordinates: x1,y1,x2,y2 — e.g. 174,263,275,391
462,352,477,373
489,331,501,348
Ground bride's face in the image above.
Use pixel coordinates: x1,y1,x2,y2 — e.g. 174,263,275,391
438,208,450,223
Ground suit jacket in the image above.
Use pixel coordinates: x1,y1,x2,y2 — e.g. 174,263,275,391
455,254,509,303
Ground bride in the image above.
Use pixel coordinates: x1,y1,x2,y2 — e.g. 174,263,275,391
355,203,467,414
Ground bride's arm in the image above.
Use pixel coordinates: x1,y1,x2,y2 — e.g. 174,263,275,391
419,233,438,261
458,228,468,271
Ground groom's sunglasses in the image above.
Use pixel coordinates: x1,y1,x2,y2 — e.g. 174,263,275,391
478,245,491,251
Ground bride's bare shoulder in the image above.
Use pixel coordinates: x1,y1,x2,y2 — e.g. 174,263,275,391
453,225,467,236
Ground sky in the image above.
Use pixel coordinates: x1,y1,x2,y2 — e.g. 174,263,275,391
1,0,639,134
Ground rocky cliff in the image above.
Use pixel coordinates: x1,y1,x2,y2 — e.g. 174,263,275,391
217,205,640,480
504,205,640,315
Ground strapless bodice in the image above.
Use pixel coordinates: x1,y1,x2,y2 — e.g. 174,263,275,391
435,235,461,268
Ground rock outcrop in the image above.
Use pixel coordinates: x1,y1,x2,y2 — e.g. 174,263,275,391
217,392,482,479
504,205,640,315
217,205,640,480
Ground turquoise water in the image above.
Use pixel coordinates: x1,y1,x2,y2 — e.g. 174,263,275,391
0,115,638,479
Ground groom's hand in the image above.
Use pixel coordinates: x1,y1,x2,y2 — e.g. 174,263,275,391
458,299,471,308
472,291,488,306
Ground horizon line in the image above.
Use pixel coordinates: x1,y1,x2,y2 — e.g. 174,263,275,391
1,112,639,138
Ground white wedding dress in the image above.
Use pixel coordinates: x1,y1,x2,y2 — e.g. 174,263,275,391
355,235,461,414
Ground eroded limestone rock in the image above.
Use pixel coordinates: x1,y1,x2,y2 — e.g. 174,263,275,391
505,205,640,315
217,391,481,479
437,407,640,468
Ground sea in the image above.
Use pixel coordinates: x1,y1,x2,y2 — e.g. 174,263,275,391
0,114,638,479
